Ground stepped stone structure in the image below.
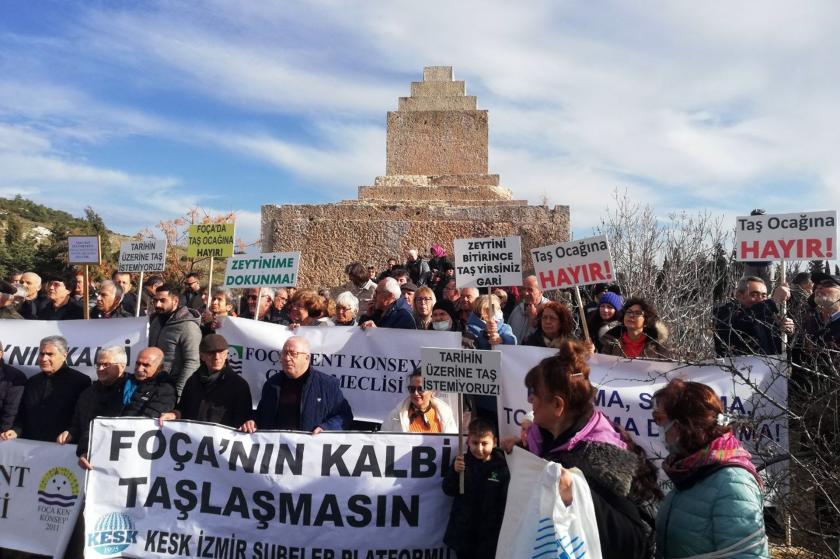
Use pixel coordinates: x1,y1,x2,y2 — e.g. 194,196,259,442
262,66,570,288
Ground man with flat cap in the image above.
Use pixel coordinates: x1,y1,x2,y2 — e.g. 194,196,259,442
161,334,253,428
0,280,24,320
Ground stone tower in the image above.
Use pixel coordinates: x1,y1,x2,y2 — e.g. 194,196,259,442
262,66,569,288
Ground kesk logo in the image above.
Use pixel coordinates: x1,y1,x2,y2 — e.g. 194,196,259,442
37,467,79,508
227,344,244,374
87,512,137,555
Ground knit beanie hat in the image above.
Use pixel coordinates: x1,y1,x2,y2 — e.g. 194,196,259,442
598,292,623,312
432,299,457,321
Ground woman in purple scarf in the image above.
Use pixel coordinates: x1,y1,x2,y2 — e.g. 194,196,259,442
653,379,768,558
524,340,660,559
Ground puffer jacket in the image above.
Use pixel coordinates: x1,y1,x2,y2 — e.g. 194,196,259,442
148,305,202,395
656,467,768,559
600,323,671,359
465,312,516,349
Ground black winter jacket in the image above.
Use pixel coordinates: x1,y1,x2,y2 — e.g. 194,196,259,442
13,365,91,441
177,364,253,428
0,360,26,431
442,449,510,559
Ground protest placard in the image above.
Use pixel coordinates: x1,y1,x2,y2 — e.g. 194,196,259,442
421,347,502,396
84,419,456,559
186,223,235,258
0,439,86,557
223,251,301,288
118,239,167,273
68,235,101,265
218,318,461,421
735,210,837,261
496,348,788,470
454,236,522,289
530,234,614,291
0,317,149,379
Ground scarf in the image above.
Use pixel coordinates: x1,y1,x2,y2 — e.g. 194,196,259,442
663,432,763,490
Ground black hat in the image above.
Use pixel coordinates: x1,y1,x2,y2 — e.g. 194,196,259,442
812,272,840,288
199,334,229,353
432,299,457,320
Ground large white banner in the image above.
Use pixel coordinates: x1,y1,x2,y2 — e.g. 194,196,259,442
218,317,461,422
496,348,788,466
0,318,149,379
0,439,86,556
84,418,457,559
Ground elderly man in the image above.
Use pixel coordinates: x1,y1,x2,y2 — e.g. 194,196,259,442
241,288,273,321
266,287,291,325
58,346,175,468
113,271,138,315
0,336,90,442
148,284,201,396
508,275,549,342
713,276,793,357
91,280,132,319
18,271,44,319
457,287,480,328
360,277,416,330
382,369,457,433
164,334,253,428
200,287,235,335
0,338,26,432
0,280,23,319
242,336,352,433
39,275,84,320
331,262,376,316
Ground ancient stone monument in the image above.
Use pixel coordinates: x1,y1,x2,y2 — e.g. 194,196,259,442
262,66,569,287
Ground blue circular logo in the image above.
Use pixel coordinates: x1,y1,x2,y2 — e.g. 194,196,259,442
87,512,137,555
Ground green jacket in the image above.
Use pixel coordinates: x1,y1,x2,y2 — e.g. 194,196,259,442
656,466,768,559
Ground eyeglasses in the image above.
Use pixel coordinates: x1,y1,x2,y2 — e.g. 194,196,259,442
95,362,117,369
407,386,426,394
415,297,434,303
625,311,644,318
281,350,309,358
336,306,352,312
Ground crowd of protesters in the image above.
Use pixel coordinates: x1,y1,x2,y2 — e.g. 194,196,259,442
1,242,840,559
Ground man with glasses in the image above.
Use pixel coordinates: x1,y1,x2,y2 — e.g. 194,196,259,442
241,336,352,433
266,287,291,325
148,284,202,396
38,274,84,320
181,272,204,310
241,287,273,321
713,275,793,356
382,369,457,433
0,336,90,442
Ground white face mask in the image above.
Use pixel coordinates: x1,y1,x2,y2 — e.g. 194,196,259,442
432,320,451,331
494,309,504,323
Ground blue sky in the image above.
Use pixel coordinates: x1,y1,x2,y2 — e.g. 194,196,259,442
1,1,839,249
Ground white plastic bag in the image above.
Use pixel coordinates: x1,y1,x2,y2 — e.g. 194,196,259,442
495,447,602,559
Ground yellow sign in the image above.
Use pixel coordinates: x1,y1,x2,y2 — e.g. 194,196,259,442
187,223,235,258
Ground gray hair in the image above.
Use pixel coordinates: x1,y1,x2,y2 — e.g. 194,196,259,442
40,335,68,354
380,277,401,299
335,291,359,314
97,345,128,365
212,287,233,304
98,280,123,300
736,276,766,294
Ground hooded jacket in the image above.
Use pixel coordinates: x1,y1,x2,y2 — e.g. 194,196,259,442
465,312,517,349
148,305,202,395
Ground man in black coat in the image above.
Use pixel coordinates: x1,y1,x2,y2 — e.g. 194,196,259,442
58,346,176,468
0,340,26,432
162,334,252,428
38,275,85,320
713,275,793,356
0,336,91,442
